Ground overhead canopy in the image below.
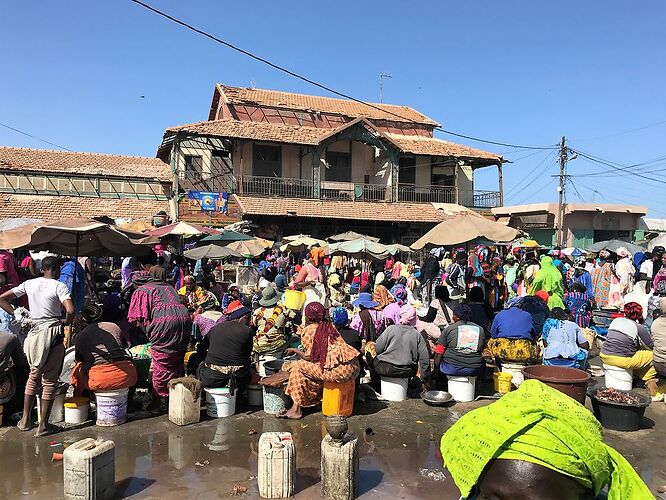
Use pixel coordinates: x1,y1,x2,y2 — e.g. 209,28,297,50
149,221,218,238
117,220,155,233
184,244,242,260
0,218,42,231
0,218,150,256
328,231,380,242
327,239,389,260
200,231,253,244
226,239,266,257
587,240,645,255
411,212,521,250
280,235,327,253
385,243,412,255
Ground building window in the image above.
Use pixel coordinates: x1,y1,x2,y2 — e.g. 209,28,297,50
211,150,234,191
184,155,203,179
253,144,282,177
325,151,351,182
431,164,455,187
399,157,416,185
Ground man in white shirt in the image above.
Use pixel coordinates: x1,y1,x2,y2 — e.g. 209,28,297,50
0,256,74,437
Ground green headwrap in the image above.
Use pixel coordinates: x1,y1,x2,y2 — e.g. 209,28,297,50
440,380,651,499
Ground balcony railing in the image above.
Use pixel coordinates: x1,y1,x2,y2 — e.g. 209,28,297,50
398,184,456,204
233,175,500,208
238,175,314,198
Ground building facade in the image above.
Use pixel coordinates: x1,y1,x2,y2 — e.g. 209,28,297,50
158,84,506,242
492,203,648,247
0,147,173,222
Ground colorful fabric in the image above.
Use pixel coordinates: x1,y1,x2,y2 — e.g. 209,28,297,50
440,380,652,500
623,301,643,322
72,360,137,396
150,349,185,397
383,302,401,326
285,321,360,406
592,263,621,308
599,352,657,382
252,304,287,354
529,256,565,309
331,307,349,328
488,337,538,363
127,282,191,356
564,291,593,328
373,285,394,310
177,284,209,309
350,308,385,340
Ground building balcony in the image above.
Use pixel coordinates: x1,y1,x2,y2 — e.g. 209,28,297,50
231,175,500,208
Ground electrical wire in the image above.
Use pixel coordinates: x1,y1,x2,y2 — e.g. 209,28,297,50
130,0,555,152
568,148,666,185
504,150,557,197
573,119,666,144
0,122,73,151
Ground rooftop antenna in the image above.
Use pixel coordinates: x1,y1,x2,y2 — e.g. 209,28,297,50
249,77,256,89
379,73,392,103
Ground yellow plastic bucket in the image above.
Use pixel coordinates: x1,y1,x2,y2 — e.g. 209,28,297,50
284,290,306,310
497,372,513,394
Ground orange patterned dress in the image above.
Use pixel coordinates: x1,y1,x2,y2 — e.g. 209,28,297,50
285,323,360,407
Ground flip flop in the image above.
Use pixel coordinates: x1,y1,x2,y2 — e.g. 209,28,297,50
17,422,33,432
34,426,52,438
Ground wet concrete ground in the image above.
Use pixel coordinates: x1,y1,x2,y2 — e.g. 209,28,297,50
1,390,665,499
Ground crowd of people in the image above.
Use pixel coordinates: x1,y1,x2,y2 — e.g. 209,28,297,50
1,238,665,437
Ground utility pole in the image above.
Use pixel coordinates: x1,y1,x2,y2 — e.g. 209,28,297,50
556,136,567,248
379,73,392,103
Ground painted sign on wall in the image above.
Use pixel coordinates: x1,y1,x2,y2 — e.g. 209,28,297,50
187,191,228,214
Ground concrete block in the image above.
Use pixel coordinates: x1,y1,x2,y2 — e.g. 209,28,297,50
321,433,358,500
63,438,115,500
258,432,295,498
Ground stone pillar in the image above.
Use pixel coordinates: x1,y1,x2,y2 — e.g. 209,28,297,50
321,433,359,500
258,432,295,498
63,438,115,500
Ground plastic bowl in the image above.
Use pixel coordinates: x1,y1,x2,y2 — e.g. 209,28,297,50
588,387,650,431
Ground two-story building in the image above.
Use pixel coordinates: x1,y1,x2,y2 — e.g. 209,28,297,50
158,84,505,242
0,147,172,222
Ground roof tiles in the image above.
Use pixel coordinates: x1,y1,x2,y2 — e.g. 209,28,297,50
0,147,171,181
219,85,440,126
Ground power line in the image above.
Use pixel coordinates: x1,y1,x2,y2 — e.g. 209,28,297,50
574,119,666,143
130,0,555,152
504,150,557,197
0,122,73,151
568,148,666,185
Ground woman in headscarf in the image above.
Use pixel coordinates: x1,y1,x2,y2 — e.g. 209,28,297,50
433,303,487,380
192,292,223,339
503,253,519,299
592,250,622,308
614,247,635,297
127,268,191,408
542,307,590,369
653,252,666,294
281,302,360,419
599,301,660,397
529,255,565,309
418,285,455,346
372,284,394,311
440,380,652,500
568,256,595,302
350,292,385,341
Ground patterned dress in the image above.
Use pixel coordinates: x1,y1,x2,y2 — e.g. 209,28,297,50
128,282,191,396
285,324,360,407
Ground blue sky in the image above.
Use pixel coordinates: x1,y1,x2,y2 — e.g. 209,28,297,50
1,1,665,215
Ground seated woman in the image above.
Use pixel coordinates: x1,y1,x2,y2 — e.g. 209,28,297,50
281,302,360,420
72,307,137,396
418,286,454,347
599,301,660,397
433,304,487,379
440,380,651,499
488,302,539,365
350,292,385,342
192,292,223,339
466,286,494,332
369,305,430,385
196,300,253,394
542,307,590,370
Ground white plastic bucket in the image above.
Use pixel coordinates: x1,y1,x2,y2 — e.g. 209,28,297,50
603,363,633,391
247,384,264,407
64,397,90,424
501,362,527,388
205,387,237,418
380,376,408,402
36,392,67,424
95,388,129,426
447,376,476,402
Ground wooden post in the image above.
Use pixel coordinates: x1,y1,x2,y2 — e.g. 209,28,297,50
498,162,504,206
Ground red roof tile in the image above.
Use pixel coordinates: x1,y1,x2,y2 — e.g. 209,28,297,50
0,147,171,181
0,194,169,222
233,195,458,223
217,85,440,126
